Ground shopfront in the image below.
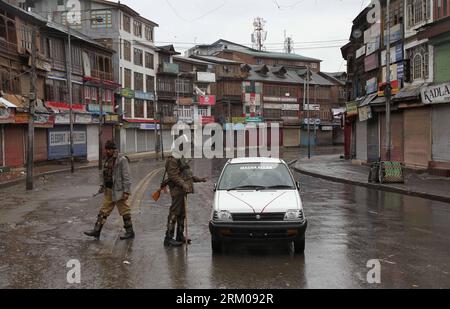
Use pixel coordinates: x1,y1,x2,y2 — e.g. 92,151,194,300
403,107,432,168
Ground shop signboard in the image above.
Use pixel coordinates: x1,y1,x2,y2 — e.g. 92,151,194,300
421,83,450,104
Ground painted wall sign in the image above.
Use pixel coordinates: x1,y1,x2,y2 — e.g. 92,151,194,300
356,46,366,59
139,123,161,130
358,105,373,122
421,83,450,104
134,91,155,101
198,95,216,106
48,126,87,160
366,36,380,56
303,104,320,111
120,88,135,99
197,72,216,83
346,101,358,117
381,44,404,66
366,77,378,94
365,53,379,72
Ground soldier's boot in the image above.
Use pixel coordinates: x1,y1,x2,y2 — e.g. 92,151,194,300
84,214,106,239
120,215,135,240
176,228,191,244
164,237,183,247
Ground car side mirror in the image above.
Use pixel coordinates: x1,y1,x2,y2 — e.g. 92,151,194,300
213,183,217,192
296,181,301,190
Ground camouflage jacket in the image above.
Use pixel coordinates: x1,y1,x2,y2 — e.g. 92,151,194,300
165,156,203,196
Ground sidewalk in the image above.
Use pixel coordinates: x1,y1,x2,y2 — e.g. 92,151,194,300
293,155,450,204
0,150,170,189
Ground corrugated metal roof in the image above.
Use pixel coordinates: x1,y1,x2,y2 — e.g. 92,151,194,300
190,55,242,64
246,65,334,86
230,48,321,62
393,83,428,100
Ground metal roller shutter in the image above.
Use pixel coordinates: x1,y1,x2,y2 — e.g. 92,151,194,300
356,120,368,162
101,125,114,157
380,112,404,162
367,116,379,162
0,125,3,166
146,131,156,152
404,108,431,168
137,130,147,153
4,125,25,167
125,129,136,154
432,105,450,163
34,128,47,162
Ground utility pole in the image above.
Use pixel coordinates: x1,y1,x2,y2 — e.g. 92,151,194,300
98,84,104,170
385,0,392,161
66,25,75,173
307,66,311,160
26,27,37,191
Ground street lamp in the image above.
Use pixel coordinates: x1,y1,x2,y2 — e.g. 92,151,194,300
66,16,104,173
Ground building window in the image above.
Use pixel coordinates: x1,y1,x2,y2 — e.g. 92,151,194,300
134,72,144,91
123,40,131,61
124,98,132,118
134,99,145,118
134,48,143,66
133,20,142,37
145,52,154,69
72,83,82,104
146,101,154,118
91,10,112,28
145,25,153,41
161,103,174,118
123,14,131,33
146,75,155,93
175,79,192,94
409,44,429,81
407,0,431,29
46,79,67,103
124,69,132,88
84,86,99,105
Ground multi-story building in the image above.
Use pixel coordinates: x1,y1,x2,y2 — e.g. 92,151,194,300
342,0,450,177
173,55,216,126
0,0,116,169
416,0,450,176
24,0,159,155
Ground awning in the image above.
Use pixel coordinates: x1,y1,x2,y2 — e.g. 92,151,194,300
360,93,378,107
371,96,386,106
393,83,428,101
0,97,17,108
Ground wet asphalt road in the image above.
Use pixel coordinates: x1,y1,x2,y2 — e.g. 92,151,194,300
0,156,450,289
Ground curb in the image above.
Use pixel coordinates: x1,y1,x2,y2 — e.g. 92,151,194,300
293,166,450,204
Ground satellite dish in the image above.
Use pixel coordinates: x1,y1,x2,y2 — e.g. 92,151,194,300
352,29,363,39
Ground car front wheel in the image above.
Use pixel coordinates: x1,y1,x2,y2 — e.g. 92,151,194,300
211,238,223,254
293,236,305,255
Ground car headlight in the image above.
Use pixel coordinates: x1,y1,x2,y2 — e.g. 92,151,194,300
213,210,233,222
284,210,304,221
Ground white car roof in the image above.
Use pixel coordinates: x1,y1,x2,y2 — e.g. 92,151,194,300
229,157,284,164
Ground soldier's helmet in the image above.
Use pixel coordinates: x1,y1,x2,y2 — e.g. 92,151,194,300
171,134,189,159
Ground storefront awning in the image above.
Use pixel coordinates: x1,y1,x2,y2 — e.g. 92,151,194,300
393,83,428,101
360,93,378,107
0,97,17,108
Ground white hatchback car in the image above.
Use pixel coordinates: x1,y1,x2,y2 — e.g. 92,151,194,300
209,157,307,254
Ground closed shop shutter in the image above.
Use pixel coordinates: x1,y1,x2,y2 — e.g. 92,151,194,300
4,125,25,167
137,130,147,152
356,121,368,162
34,129,47,162
48,126,87,160
0,126,3,166
435,43,450,83
162,129,173,151
367,116,379,162
146,131,156,152
380,112,404,162
404,108,431,168
125,129,136,154
283,128,300,147
87,125,99,161
432,105,450,163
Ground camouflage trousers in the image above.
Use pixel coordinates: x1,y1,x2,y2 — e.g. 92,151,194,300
165,194,186,239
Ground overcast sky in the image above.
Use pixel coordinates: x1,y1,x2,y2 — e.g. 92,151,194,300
121,0,372,72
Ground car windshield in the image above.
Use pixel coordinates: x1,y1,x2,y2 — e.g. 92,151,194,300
218,163,296,191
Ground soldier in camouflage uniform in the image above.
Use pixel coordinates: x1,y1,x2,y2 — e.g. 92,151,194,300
84,140,134,240
164,155,206,247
